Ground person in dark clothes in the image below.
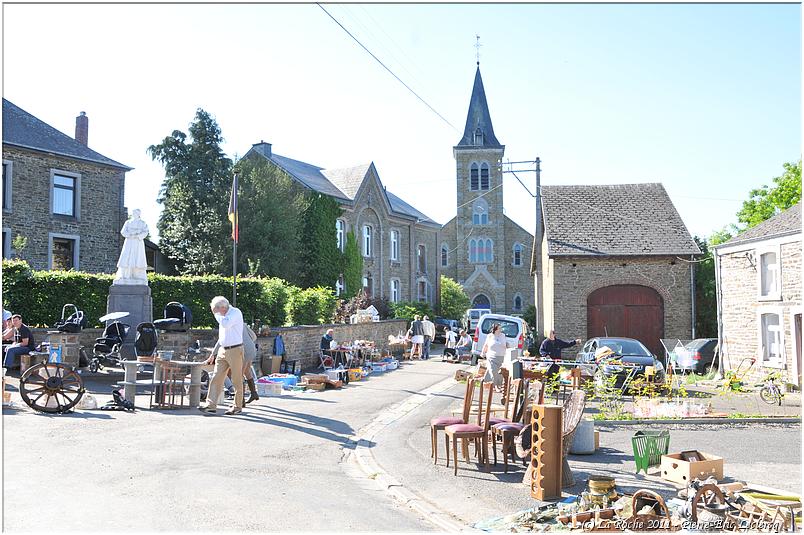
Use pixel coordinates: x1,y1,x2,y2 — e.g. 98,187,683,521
4,315,35,368
539,330,581,376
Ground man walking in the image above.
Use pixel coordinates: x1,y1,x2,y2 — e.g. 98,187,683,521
421,315,435,360
200,296,245,415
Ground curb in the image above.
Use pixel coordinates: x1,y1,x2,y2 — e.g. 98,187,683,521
342,370,479,532
594,417,801,425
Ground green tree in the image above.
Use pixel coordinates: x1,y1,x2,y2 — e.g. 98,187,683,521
298,193,343,289
693,236,718,338
737,160,802,229
391,300,433,322
148,109,233,275
341,230,363,298
439,275,470,319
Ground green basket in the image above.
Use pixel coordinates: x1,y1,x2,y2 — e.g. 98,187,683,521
631,430,670,475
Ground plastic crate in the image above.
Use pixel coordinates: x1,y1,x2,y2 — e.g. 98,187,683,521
256,381,283,397
266,374,298,389
631,430,670,474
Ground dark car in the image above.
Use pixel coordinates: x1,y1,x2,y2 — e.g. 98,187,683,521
434,318,459,344
577,337,666,388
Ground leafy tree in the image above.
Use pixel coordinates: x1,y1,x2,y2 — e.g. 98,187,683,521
341,230,363,298
693,236,718,338
333,290,391,323
298,193,343,289
737,160,801,228
148,109,233,275
439,275,470,320
391,300,433,322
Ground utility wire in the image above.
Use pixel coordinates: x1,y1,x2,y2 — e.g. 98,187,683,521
317,3,460,133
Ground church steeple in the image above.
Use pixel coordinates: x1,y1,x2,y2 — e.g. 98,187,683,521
456,66,502,148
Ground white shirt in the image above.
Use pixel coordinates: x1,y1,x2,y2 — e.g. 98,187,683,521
445,330,457,348
422,320,436,338
215,306,244,347
457,335,472,348
212,323,255,359
483,332,508,357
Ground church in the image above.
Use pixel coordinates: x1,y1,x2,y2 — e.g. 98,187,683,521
440,67,535,316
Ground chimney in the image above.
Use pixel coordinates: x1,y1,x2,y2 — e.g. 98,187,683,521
252,140,272,158
75,111,88,146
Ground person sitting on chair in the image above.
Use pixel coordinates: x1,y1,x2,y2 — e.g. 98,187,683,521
4,315,35,369
455,330,472,359
321,328,342,366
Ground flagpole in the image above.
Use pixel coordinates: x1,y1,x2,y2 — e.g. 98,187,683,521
231,173,238,307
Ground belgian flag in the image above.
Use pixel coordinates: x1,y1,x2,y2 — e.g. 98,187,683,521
228,173,239,243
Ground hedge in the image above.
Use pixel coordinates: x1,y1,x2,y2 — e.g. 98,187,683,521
1,260,334,328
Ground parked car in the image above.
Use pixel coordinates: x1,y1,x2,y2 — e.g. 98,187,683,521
682,338,718,375
462,308,489,333
577,337,666,388
433,318,459,344
471,313,530,356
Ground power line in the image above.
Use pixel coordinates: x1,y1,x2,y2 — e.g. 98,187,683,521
317,3,459,133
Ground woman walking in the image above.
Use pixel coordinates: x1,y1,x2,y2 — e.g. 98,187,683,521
480,323,509,392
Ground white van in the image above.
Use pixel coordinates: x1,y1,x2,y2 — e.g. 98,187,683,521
463,308,489,333
471,313,530,356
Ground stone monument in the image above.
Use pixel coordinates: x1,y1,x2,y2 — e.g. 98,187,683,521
106,209,152,357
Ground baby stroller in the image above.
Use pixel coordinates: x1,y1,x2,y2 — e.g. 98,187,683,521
135,322,158,358
88,312,131,373
153,302,193,332
53,304,87,333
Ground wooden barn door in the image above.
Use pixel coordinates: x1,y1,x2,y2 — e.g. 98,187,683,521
587,285,664,356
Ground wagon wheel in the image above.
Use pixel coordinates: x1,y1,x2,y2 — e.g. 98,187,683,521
690,483,726,522
20,363,85,414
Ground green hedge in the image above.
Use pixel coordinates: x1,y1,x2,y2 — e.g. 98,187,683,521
1,260,332,328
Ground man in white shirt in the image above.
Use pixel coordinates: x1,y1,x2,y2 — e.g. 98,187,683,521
200,296,245,415
421,315,436,360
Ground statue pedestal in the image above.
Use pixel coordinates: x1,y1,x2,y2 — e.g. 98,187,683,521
107,284,152,358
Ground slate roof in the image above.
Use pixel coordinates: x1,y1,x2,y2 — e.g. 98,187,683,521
455,67,502,149
719,202,801,247
245,147,439,226
540,183,701,257
2,98,131,170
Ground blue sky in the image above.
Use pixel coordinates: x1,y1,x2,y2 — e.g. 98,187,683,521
3,3,800,241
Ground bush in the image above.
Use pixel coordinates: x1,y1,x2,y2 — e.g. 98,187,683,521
333,290,391,323
390,300,434,322
286,286,336,326
439,275,469,320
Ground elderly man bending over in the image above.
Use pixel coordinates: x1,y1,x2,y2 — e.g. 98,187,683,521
199,296,245,415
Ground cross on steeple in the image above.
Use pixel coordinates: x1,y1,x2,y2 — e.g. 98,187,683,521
475,35,482,66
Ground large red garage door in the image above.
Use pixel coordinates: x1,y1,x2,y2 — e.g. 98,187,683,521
587,285,664,357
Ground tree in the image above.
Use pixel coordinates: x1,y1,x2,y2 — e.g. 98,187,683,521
148,109,233,275
341,230,363,298
693,236,718,338
298,193,343,289
737,160,801,229
439,275,470,319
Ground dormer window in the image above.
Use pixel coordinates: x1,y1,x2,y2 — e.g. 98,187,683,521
474,128,483,145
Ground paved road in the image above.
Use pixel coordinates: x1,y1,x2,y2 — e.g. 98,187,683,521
2,359,457,532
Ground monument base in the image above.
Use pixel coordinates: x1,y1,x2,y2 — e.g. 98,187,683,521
107,284,152,358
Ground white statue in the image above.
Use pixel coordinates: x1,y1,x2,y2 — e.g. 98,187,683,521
114,209,149,285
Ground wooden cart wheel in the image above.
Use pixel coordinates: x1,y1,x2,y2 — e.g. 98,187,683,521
20,363,85,414
690,483,726,522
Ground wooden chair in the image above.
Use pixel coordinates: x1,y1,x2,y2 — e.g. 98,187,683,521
430,378,476,465
560,389,587,487
445,381,493,476
491,378,528,472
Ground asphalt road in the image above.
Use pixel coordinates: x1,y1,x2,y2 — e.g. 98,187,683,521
2,359,457,532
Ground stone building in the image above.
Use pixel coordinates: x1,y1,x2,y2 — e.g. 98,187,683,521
533,183,700,357
2,99,131,273
440,67,535,315
242,143,442,306
714,203,801,385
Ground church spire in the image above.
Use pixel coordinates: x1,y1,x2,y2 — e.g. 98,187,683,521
456,66,502,148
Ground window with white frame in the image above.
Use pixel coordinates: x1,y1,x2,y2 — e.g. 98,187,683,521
390,279,400,303
470,162,479,191
2,229,10,259
49,234,79,270
759,248,781,299
336,220,345,252
480,162,490,190
335,275,344,296
513,294,523,311
417,244,426,273
441,244,448,267
362,272,373,297
2,160,12,212
759,311,784,367
362,225,372,257
472,198,489,225
513,243,523,266
390,230,399,261
417,280,428,302
52,171,80,217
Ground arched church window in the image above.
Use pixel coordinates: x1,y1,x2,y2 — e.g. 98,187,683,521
472,198,489,225
480,162,490,190
470,162,479,191
469,239,477,262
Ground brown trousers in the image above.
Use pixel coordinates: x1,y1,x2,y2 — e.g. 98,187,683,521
207,345,244,409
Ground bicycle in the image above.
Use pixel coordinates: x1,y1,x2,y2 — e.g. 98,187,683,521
759,371,785,406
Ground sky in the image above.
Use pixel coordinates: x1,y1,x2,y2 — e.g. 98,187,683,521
3,3,801,243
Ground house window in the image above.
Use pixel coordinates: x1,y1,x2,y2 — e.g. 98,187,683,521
363,272,373,297
513,294,523,311
513,243,523,266
390,230,399,261
335,275,344,296
49,234,79,270
390,279,400,303
2,160,12,212
472,198,489,225
336,220,345,252
480,162,490,190
52,173,77,217
470,162,479,191
441,244,448,267
417,245,426,273
418,280,428,302
2,229,10,259
759,249,781,299
759,311,784,367
362,225,372,257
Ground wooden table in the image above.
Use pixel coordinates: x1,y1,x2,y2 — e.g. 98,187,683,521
329,348,353,367
119,359,207,408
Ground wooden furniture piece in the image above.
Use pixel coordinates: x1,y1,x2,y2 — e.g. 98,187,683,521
530,403,563,500
560,390,587,487
118,359,206,408
491,378,528,472
445,381,493,476
430,378,476,464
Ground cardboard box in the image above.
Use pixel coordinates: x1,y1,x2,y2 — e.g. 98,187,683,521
660,451,724,485
303,382,326,391
261,355,282,375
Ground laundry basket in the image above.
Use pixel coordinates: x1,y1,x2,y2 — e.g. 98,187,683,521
631,430,670,474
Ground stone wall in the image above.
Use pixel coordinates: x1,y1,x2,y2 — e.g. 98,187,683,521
2,146,126,273
718,237,802,384
503,216,535,315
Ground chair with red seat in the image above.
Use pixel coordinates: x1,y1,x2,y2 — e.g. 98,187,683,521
430,377,477,464
445,381,494,476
